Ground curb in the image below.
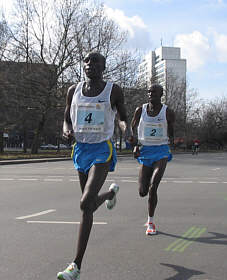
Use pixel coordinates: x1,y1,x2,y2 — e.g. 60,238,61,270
1,151,224,165
0,153,131,165
0,157,71,165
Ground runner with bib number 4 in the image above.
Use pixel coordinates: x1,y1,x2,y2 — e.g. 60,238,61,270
57,52,130,280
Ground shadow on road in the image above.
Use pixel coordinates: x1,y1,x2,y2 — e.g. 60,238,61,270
160,263,205,280
158,231,227,246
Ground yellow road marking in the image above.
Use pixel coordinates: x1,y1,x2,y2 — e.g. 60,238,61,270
165,227,196,251
177,228,206,252
165,226,206,252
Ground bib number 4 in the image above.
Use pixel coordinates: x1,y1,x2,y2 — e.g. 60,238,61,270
85,113,93,124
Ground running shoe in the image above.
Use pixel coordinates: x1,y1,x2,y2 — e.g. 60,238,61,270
105,183,119,210
57,262,80,280
146,223,157,235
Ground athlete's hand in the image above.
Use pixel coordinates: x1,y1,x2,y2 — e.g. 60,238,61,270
63,130,74,140
128,136,137,146
118,120,127,135
133,146,140,158
63,121,74,140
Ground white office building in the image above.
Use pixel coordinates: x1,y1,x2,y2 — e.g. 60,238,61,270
138,46,186,90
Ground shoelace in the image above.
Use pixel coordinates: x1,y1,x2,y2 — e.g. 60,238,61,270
67,263,80,276
147,223,155,230
67,263,76,271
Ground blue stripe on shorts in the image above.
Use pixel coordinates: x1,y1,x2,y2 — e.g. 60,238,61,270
72,140,117,174
137,144,172,167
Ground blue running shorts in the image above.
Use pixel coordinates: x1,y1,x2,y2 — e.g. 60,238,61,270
71,140,117,174
137,144,172,167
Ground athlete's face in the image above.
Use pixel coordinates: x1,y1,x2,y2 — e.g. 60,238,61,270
147,86,162,104
83,53,105,79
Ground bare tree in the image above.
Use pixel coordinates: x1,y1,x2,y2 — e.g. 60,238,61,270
163,72,186,139
0,14,12,152
2,0,137,153
200,97,227,148
183,88,205,147
110,50,144,150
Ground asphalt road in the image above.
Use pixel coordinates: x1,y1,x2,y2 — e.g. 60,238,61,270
0,152,227,280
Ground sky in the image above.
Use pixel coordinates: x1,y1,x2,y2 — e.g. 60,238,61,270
103,0,227,101
1,0,227,101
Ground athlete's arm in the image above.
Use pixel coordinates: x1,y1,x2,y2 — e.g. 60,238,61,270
63,84,75,139
131,106,142,137
166,107,175,146
130,106,142,158
130,106,142,145
110,84,129,136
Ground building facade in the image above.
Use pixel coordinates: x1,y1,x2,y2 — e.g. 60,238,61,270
138,46,186,91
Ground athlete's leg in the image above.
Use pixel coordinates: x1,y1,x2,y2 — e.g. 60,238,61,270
138,164,153,198
196,146,199,155
148,158,168,217
74,161,114,269
78,164,115,210
78,171,88,193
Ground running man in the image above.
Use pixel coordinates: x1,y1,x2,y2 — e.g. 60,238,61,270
57,52,129,280
130,84,175,236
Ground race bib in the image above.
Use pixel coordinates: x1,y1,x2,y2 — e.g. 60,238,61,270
143,122,164,141
76,103,105,133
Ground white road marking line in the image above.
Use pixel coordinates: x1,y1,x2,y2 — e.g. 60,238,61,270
121,180,137,183
119,177,135,179
173,181,193,183
198,181,217,184
2,177,227,185
165,177,220,180
212,168,221,171
44,179,63,182
26,220,107,225
18,178,38,181
171,178,195,180
16,209,56,220
47,176,64,178
164,177,187,180
70,179,80,182
204,177,219,180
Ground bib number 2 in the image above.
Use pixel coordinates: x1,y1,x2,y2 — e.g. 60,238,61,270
150,129,156,136
143,123,164,141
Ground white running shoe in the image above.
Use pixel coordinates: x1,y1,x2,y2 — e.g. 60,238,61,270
105,183,119,210
57,262,80,280
146,223,157,235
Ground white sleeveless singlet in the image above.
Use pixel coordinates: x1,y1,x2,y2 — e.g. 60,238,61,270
70,81,116,143
138,104,169,146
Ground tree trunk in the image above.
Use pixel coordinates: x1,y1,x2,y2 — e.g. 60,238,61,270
0,129,4,153
23,128,28,153
31,115,46,154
